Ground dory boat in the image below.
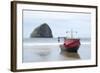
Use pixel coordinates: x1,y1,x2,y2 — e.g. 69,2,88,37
60,30,80,53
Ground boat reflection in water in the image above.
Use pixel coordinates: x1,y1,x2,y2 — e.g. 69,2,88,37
60,51,80,59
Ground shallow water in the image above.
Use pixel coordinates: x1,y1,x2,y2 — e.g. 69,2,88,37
22,38,91,63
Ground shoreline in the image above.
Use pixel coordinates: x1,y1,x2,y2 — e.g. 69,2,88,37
23,42,91,47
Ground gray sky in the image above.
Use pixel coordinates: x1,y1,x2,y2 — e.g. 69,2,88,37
23,10,91,38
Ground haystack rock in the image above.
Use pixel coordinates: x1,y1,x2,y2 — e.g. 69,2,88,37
30,23,53,38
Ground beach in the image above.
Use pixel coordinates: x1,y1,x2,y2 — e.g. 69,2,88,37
22,38,91,63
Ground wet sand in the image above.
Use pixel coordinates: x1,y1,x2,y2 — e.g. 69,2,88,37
22,43,91,63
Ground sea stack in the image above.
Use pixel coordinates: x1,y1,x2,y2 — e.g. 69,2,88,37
30,23,53,38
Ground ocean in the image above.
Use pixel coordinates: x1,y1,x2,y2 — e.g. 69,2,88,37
22,38,91,63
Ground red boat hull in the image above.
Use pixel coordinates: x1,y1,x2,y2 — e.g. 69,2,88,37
60,39,80,53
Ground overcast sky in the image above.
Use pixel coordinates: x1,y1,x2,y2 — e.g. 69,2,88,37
23,10,91,38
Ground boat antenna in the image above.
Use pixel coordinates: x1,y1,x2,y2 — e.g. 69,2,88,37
71,30,78,38
66,31,69,38
75,31,77,38
66,30,78,38
71,29,73,38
